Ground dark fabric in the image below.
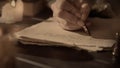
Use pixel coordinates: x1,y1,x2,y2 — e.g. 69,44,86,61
89,0,116,18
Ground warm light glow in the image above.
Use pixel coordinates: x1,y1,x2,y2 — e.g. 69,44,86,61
11,0,16,7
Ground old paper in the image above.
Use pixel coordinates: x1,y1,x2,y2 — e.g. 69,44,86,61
15,18,115,51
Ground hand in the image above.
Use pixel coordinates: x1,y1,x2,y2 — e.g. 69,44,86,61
51,0,90,31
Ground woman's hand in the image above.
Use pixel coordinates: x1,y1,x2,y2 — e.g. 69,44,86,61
51,0,90,33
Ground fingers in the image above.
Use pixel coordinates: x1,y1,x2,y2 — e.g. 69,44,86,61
60,0,81,18
67,0,84,9
81,3,90,21
58,10,84,30
51,0,90,20
50,0,91,31
60,0,90,20
59,10,78,24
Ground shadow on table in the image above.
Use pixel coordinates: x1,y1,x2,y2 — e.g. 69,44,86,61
17,42,94,62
